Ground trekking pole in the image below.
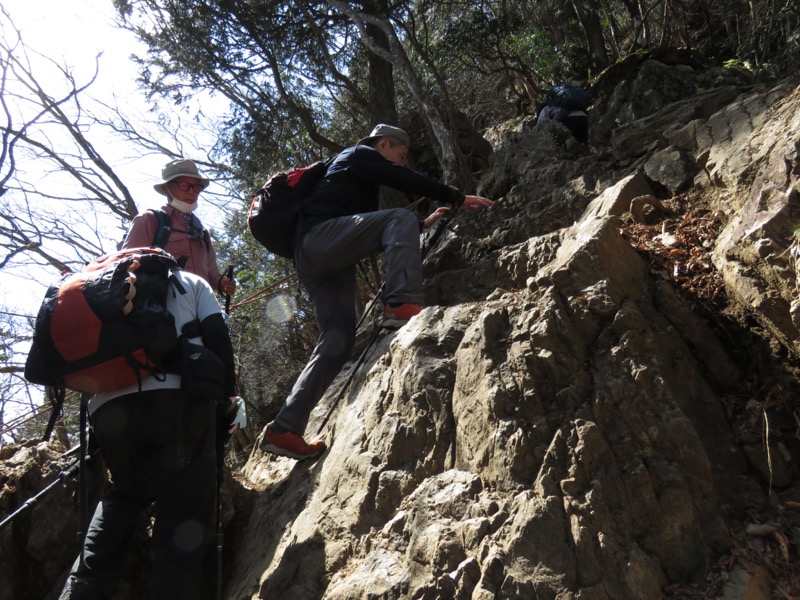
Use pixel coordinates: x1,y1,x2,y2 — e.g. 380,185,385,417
41,386,66,442
77,394,90,573
0,445,81,531
224,265,234,315
216,263,233,600
217,263,231,600
316,217,453,436
215,286,235,600
355,282,385,331
215,435,224,600
315,324,383,436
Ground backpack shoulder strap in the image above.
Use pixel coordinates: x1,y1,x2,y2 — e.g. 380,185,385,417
298,157,335,206
149,209,173,249
168,270,187,296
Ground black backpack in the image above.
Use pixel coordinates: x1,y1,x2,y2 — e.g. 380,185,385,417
545,85,591,120
247,160,330,258
24,247,184,394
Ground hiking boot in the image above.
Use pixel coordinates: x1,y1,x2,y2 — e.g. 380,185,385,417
260,426,326,460
382,303,424,329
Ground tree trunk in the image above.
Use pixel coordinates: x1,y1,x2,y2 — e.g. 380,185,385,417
363,1,398,126
571,0,610,75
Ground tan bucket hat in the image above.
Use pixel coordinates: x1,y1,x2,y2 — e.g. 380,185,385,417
153,159,210,195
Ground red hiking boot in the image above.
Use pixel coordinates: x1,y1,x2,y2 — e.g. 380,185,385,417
260,426,326,460
382,302,424,329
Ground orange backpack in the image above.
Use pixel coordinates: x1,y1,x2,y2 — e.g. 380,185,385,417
24,247,183,394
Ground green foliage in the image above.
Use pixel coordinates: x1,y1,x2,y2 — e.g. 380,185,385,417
208,198,319,423
722,57,776,81
221,107,324,191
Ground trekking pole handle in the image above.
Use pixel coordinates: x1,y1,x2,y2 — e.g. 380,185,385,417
224,265,234,315
421,216,451,261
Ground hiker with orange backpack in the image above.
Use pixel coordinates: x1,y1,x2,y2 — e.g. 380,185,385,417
57,266,245,600
121,158,236,297
259,124,493,460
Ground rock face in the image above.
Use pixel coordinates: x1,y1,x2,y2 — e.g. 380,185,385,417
2,60,799,600
0,441,100,600
223,68,800,598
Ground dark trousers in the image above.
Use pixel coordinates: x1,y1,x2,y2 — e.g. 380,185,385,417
562,114,589,144
273,208,422,435
67,388,216,600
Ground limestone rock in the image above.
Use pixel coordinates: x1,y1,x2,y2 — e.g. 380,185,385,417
644,146,700,195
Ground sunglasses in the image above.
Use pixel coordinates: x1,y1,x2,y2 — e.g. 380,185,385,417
170,181,205,192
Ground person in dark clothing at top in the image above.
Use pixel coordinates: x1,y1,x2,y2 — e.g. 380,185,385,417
537,102,589,144
259,124,494,460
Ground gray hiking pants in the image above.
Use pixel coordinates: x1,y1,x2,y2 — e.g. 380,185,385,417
274,208,423,435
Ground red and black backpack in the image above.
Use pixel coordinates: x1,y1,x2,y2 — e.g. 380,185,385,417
24,247,184,395
247,159,330,258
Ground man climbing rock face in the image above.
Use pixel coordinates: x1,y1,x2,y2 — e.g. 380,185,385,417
259,123,494,460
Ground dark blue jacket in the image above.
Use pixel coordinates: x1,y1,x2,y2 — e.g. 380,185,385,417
300,144,464,236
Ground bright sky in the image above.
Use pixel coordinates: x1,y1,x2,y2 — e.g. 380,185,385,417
5,0,153,147
2,0,228,311
6,0,128,62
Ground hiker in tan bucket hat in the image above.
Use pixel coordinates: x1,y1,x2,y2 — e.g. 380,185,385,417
121,158,235,297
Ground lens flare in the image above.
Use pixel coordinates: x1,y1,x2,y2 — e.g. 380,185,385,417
265,293,297,324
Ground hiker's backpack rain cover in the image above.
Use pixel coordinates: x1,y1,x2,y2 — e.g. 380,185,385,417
545,84,591,113
24,247,181,394
248,160,329,258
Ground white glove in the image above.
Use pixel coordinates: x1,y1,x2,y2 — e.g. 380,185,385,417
228,396,247,433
